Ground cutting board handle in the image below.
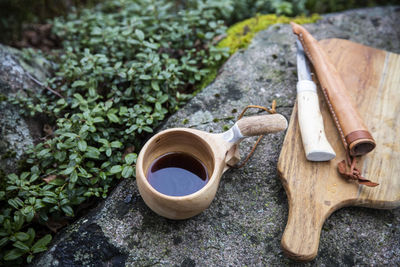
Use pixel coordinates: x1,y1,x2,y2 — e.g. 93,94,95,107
280,200,327,261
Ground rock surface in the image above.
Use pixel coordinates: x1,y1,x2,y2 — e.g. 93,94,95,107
35,6,400,266
0,45,48,173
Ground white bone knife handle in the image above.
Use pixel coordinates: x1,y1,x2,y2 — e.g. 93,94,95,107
297,80,336,161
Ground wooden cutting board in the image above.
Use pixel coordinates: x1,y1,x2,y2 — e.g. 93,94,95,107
277,38,400,261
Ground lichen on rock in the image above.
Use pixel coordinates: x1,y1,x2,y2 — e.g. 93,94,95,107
0,44,47,173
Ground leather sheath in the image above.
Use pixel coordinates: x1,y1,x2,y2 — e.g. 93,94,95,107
290,22,376,156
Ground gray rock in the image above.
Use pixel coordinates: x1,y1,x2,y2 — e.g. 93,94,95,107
34,6,400,266
0,45,49,173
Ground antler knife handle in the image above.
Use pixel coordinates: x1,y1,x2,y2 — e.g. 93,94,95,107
291,22,376,156
297,80,336,161
236,114,288,136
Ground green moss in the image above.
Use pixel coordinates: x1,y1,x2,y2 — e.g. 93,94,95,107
198,14,320,90
218,13,321,55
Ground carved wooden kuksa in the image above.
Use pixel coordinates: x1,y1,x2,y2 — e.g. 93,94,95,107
137,114,287,220
278,38,400,261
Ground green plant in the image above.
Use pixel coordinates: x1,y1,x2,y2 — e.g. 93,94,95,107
1,0,229,264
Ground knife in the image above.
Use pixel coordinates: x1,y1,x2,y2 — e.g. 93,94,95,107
295,40,335,161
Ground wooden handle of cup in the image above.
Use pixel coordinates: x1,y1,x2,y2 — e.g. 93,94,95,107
237,114,287,136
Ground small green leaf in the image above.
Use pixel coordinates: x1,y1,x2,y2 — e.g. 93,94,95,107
151,80,160,91
29,173,39,183
78,140,87,152
42,197,57,204
109,165,122,174
32,246,48,254
71,80,87,87
4,248,25,260
14,197,24,207
62,132,78,138
126,124,138,134
15,232,30,241
63,166,75,175
0,237,9,247
37,148,51,157
135,29,145,41
93,117,104,123
139,74,151,80
70,170,78,183
13,240,30,252
106,147,112,157
91,27,102,35
20,172,29,180
42,191,57,198
121,166,134,178
6,185,18,191
26,228,35,245
14,212,24,230
27,254,34,263
159,94,168,103
99,172,107,180
85,147,100,159
8,199,20,209
26,210,35,222
110,141,122,148
49,179,65,186
34,199,46,210
107,113,120,123
61,205,74,217
59,198,69,206
124,153,137,165
54,151,67,162
142,126,153,133
31,234,52,251
7,173,18,182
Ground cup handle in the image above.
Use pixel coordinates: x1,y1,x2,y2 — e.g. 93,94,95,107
236,114,288,136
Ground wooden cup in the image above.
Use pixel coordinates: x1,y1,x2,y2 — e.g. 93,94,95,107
136,114,287,219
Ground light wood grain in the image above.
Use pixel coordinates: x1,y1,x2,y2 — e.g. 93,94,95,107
278,38,400,261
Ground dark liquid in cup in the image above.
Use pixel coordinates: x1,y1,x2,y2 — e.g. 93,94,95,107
146,152,209,196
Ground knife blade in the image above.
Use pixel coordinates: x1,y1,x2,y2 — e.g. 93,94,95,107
295,40,335,161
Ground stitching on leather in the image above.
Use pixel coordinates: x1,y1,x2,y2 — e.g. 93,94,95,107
321,86,348,149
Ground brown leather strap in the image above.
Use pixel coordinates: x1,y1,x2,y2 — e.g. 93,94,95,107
345,130,373,145
337,157,379,187
227,102,277,169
